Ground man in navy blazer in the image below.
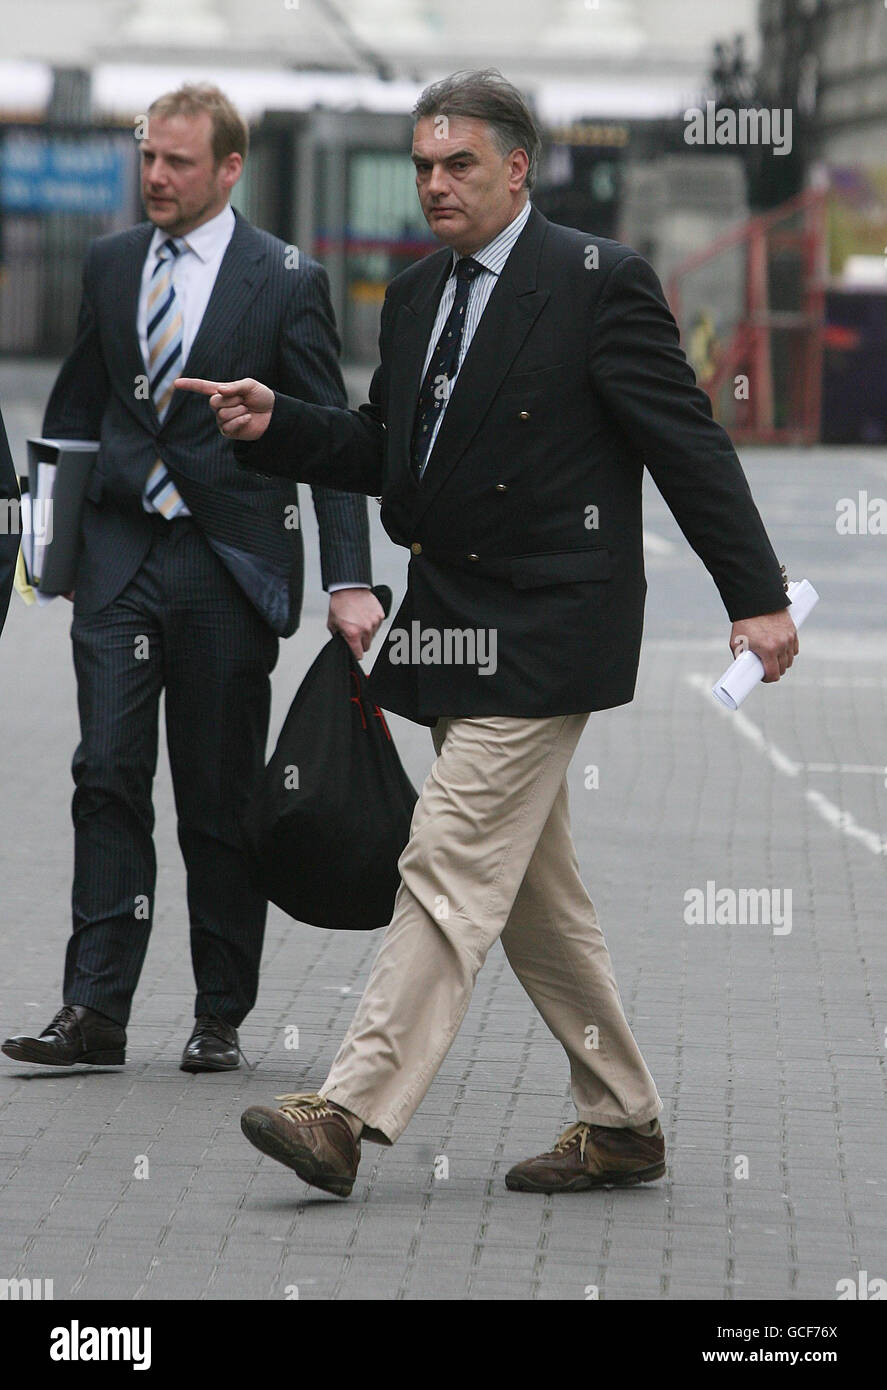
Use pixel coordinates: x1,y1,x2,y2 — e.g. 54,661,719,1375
181,71,799,1197
2,85,383,1075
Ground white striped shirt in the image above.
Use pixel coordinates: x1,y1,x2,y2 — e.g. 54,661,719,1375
419,198,532,473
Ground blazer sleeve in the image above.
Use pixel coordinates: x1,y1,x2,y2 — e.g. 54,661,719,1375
42,243,111,440
274,259,372,590
0,405,20,638
587,253,790,622
236,282,390,498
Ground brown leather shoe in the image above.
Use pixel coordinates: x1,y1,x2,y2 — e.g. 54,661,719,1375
240,1092,360,1197
505,1119,665,1193
1,1005,126,1067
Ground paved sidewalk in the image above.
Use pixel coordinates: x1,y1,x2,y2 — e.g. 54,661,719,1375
1,365,885,1299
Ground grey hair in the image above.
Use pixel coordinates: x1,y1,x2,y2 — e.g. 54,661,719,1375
412,69,542,191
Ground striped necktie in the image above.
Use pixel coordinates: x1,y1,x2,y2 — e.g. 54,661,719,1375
143,236,191,519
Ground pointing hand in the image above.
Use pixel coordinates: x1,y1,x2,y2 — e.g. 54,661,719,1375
174,377,275,441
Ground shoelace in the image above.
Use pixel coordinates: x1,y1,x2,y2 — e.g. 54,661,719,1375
553,1122,593,1162
195,1015,256,1071
45,1005,81,1036
275,1092,334,1124
553,1120,657,1161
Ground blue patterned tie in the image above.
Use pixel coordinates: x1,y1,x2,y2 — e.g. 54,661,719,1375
143,236,190,518
410,256,481,479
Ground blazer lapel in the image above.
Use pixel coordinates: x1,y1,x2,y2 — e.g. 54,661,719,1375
386,248,453,493
410,206,550,524
160,212,269,431
110,223,157,432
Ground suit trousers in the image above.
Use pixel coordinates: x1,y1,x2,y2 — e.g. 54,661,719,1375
321,712,662,1143
65,513,279,1027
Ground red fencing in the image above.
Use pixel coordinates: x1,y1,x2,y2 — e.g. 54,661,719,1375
666,188,828,444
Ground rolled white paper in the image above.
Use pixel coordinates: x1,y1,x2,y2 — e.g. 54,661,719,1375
712,579,819,710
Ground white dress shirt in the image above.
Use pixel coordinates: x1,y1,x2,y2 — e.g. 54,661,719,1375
418,198,532,474
137,202,235,372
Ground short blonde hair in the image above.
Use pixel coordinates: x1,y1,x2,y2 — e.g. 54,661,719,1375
147,83,249,166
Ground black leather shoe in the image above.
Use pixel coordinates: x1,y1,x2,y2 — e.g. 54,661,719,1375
180,1015,241,1072
1,1005,126,1066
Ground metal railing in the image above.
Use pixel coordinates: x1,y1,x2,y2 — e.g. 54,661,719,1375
666,188,828,444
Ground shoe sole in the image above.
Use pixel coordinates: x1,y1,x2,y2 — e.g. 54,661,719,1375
180,1058,239,1073
505,1160,666,1193
1,1042,125,1066
240,1110,354,1197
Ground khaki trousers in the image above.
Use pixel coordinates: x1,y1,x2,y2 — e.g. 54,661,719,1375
320,713,661,1144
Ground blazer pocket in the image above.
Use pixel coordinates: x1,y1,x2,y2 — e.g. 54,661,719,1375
509,546,612,589
497,364,564,396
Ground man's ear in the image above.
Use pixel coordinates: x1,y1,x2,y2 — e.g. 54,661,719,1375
507,147,530,193
220,152,243,193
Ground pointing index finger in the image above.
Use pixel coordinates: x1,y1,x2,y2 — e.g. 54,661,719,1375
174,377,223,396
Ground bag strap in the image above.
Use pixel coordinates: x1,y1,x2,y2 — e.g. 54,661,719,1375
348,666,392,740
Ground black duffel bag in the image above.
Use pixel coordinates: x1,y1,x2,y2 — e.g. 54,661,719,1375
242,586,418,930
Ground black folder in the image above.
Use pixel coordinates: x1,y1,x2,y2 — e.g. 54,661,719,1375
24,438,98,595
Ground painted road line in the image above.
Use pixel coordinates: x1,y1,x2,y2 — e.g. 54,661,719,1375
686,673,887,856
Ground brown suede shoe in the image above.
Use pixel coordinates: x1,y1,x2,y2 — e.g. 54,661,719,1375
505,1119,665,1193
240,1092,360,1197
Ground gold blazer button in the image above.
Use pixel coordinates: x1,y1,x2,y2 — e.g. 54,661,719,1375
495,483,508,492
467,553,479,562
410,542,422,555
518,410,530,420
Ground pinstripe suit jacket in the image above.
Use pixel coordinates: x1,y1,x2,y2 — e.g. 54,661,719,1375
43,210,371,636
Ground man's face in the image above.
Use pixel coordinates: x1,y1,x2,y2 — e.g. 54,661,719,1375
411,114,529,255
140,111,241,237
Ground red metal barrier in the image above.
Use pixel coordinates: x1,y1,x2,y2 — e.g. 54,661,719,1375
666,188,828,444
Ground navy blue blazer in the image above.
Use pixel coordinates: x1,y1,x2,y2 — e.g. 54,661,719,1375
235,206,790,720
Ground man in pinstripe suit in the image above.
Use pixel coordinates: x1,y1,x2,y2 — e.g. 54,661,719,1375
2,85,383,1073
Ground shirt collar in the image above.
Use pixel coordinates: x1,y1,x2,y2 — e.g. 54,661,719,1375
149,203,236,263
451,199,532,278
